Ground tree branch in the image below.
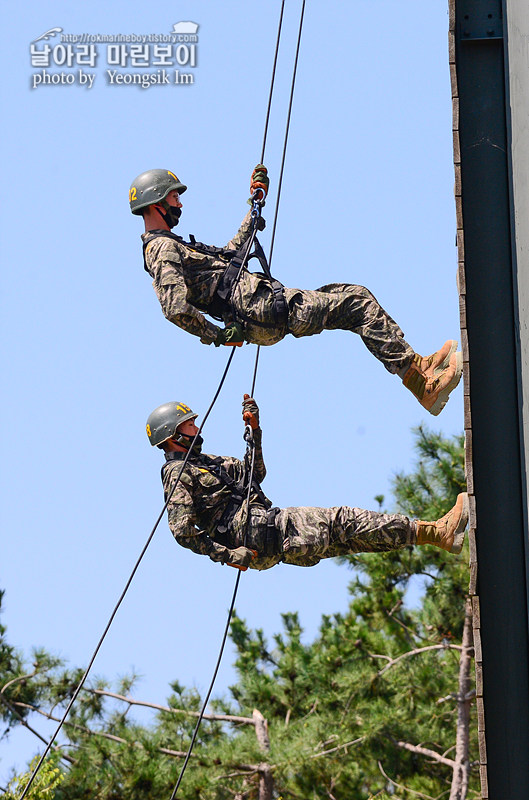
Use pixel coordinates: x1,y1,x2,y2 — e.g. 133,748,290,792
394,740,456,768
87,690,271,770
1,669,41,695
215,768,260,780
384,606,445,647
374,644,462,677
0,692,75,765
367,652,392,663
437,690,475,706
12,700,267,775
12,701,191,759
215,762,264,773
252,709,270,753
448,598,473,800
310,737,365,759
378,760,437,799
86,688,255,725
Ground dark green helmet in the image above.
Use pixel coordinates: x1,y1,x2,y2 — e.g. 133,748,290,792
146,401,197,446
129,169,187,215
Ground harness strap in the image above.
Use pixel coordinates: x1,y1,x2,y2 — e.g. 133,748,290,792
142,229,236,272
262,506,282,556
216,238,289,330
161,452,270,542
248,238,270,276
143,229,289,330
216,261,244,304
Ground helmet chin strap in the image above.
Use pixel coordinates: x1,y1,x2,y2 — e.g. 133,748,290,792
174,432,203,454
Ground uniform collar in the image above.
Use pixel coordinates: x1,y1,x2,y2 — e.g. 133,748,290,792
165,451,187,462
142,228,168,237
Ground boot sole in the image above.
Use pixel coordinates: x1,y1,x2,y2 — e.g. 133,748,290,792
429,350,463,416
431,340,458,377
450,492,469,554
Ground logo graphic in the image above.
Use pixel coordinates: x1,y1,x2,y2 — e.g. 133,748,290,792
172,22,199,35
33,27,63,43
29,22,199,90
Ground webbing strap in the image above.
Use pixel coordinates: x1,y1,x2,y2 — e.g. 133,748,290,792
142,229,236,273
216,232,289,329
162,451,270,539
144,226,289,330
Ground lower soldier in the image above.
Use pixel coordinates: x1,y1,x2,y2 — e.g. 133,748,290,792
131,167,462,416
146,397,469,571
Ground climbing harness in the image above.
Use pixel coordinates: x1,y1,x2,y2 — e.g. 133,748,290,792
142,195,289,332
20,1,306,797
162,446,273,544
215,203,289,332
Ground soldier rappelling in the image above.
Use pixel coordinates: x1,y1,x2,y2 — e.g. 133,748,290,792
146,396,470,570
131,167,462,416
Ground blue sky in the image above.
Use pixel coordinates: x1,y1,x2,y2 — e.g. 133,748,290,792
1,0,463,783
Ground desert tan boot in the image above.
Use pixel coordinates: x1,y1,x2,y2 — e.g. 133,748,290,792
403,340,463,416
416,493,469,554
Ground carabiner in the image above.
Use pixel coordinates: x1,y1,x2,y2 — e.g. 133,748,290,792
243,425,254,446
251,190,264,220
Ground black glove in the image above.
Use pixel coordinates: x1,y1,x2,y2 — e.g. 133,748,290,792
214,321,244,347
226,546,258,571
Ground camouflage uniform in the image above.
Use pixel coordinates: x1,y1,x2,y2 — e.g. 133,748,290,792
162,429,416,571
142,213,415,374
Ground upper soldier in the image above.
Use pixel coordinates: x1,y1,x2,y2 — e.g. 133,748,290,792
131,167,462,416
146,395,469,571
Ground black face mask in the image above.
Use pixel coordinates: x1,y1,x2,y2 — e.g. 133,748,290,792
175,433,203,454
160,200,182,229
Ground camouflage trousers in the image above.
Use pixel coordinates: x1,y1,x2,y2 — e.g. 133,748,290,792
240,505,417,571
285,284,414,374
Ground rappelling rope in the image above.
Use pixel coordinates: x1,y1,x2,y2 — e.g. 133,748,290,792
19,2,305,796
169,2,307,795
18,352,236,800
260,0,285,165
168,349,261,800
268,0,306,268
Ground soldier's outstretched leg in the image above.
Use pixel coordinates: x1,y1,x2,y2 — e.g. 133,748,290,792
264,493,469,567
400,341,463,416
286,283,462,416
416,492,469,554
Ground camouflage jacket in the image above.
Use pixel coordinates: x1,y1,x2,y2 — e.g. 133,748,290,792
142,211,254,345
161,428,273,566
142,212,295,346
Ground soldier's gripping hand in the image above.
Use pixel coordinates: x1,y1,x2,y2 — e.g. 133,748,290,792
226,546,258,571
214,321,244,347
242,393,259,429
250,164,269,201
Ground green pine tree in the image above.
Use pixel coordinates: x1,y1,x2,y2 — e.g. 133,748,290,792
4,754,64,799
1,427,478,800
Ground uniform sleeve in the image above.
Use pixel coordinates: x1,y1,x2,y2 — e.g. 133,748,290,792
251,427,266,483
165,469,238,564
146,240,221,345
225,211,253,251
